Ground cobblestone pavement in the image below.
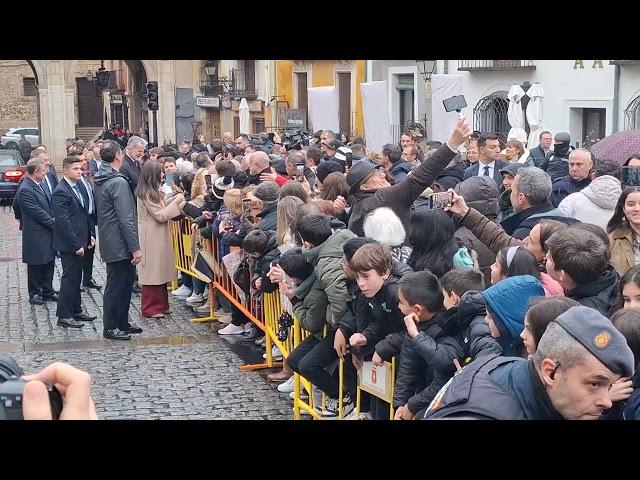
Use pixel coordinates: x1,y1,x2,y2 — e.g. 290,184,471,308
0,204,292,419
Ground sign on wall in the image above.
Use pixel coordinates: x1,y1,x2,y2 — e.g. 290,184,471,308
111,94,123,105
196,96,220,108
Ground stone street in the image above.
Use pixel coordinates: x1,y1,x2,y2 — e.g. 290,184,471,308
0,204,291,419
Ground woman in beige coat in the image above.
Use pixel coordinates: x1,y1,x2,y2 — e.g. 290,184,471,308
607,186,640,276
136,159,185,318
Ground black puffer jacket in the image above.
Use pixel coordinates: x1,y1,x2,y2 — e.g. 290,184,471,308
453,177,499,286
93,163,140,263
252,232,281,294
566,266,619,316
541,146,575,181
256,202,278,232
549,175,591,208
348,143,456,237
350,260,412,358
375,310,464,413
451,291,504,361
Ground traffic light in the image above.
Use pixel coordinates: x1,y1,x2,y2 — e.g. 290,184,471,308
147,81,159,111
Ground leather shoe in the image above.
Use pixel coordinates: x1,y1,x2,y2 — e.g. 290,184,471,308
42,292,58,302
29,295,45,305
57,317,84,328
74,312,96,321
123,324,142,334
82,279,101,290
103,329,131,340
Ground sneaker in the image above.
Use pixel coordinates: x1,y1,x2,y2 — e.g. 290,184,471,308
321,395,355,419
171,285,192,297
217,323,246,335
289,388,309,400
255,336,266,346
277,376,295,393
263,346,283,361
186,293,205,304
196,302,211,315
243,323,253,333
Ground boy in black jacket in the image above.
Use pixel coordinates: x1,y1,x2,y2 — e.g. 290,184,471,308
374,271,464,420
438,268,503,362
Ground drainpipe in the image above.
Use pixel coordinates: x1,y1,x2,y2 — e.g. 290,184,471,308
612,63,620,133
366,60,373,82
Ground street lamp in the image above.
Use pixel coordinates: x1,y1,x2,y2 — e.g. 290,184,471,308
204,60,218,78
416,60,436,81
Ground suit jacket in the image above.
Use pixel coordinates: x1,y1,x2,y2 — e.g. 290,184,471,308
15,177,56,265
463,160,509,188
13,168,57,229
77,175,97,235
120,153,141,193
52,179,92,253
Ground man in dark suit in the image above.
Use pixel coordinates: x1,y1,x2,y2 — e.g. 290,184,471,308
463,134,508,188
51,157,97,328
13,149,58,229
15,158,58,305
77,157,100,290
120,136,144,193
528,130,553,168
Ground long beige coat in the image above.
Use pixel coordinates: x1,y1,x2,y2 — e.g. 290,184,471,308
137,195,183,285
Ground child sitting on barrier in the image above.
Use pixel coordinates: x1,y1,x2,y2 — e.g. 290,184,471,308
373,270,465,420
347,243,411,419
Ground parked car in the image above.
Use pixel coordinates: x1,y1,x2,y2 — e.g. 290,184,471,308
1,127,40,149
0,149,26,200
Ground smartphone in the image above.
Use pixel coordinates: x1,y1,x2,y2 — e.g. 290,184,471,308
204,173,213,191
270,260,279,269
429,191,453,209
443,95,467,113
242,198,253,221
165,172,174,188
296,164,305,182
622,167,640,187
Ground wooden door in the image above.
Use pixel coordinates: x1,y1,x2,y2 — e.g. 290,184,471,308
76,78,104,127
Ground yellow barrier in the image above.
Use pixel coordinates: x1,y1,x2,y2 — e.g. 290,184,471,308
170,219,215,323
356,358,396,420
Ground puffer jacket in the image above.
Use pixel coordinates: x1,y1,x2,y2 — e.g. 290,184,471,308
348,143,457,237
541,146,575,181
500,201,578,240
253,232,281,294
256,202,278,232
558,175,621,231
303,229,357,326
443,291,504,361
351,260,412,358
483,275,545,357
94,163,140,263
291,272,330,336
454,176,500,285
375,310,464,413
566,266,619,316
550,175,592,208
609,227,636,276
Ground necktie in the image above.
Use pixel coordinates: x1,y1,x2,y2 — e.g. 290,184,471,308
72,184,84,207
41,179,51,198
483,166,490,177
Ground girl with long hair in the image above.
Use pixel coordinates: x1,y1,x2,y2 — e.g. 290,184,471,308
136,159,185,318
607,186,640,275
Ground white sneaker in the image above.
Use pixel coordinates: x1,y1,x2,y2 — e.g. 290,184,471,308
243,323,253,333
217,323,246,335
186,293,205,304
321,394,355,419
277,376,295,393
263,346,283,360
196,302,210,314
171,285,192,297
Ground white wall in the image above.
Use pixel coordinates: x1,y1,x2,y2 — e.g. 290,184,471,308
448,60,616,142
618,64,640,130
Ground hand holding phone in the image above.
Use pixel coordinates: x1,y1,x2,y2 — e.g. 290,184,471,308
429,191,454,209
443,95,467,119
242,198,254,222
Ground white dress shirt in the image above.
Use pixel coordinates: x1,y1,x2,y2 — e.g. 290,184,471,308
477,161,496,179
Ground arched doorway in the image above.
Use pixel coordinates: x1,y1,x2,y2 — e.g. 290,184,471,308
70,60,149,139
624,91,640,130
473,91,509,139
0,60,42,151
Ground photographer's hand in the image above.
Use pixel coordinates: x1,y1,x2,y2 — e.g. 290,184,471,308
22,362,98,420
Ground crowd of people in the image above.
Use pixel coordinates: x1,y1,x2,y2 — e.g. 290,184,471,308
11,117,640,421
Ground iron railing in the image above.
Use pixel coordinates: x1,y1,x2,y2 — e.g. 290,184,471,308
229,68,257,97
458,60,535,70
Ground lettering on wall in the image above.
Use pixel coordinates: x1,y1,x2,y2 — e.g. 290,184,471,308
573,60,604,69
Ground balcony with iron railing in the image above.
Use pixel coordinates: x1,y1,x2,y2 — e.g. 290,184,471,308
228,68,257,99
458,60,535,71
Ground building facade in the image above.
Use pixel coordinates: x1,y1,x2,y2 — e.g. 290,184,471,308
276,60,365,136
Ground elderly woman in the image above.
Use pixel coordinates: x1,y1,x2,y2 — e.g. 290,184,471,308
363,207,412,263
136,159,185,318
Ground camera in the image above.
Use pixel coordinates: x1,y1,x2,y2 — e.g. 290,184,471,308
0,354,63,420
283,130,312,151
